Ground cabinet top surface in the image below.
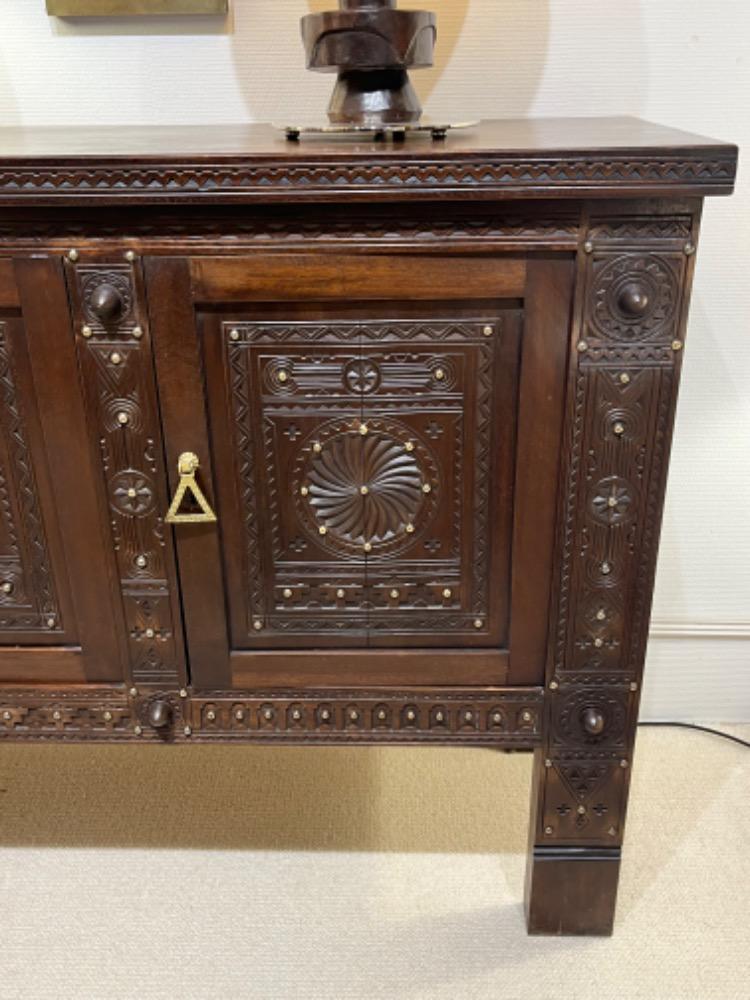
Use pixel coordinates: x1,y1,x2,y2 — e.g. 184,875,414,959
0,116,736,205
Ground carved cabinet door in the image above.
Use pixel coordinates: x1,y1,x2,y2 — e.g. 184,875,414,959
148,254,569,692
0,257,132,686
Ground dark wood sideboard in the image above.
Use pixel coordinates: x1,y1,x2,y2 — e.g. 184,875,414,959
0,118,737,934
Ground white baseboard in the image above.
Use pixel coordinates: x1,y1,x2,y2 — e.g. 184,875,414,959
649,620,750,639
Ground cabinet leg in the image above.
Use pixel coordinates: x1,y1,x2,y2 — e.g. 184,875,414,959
525,845,621,936
524,746,631,935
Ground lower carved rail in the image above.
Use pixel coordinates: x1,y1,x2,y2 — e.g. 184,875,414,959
0,687,544,746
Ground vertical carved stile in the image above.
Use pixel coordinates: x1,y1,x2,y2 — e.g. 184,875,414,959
66,258,183,684
535,222,694,845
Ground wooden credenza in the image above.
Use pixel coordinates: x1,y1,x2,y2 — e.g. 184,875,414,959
0,118,737,934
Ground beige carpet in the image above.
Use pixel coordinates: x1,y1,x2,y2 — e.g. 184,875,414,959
0,726,747,1000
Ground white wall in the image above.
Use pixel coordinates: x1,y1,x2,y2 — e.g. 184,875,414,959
0,1,747,720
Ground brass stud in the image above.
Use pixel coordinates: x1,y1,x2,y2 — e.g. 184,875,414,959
492,712,503,724
301,486,309,497
103,710,113,722
206,710,216,722
46,616,56,629
364,542,373,553
134,725,143,736
549,680,559,691
620,759,629,769
608,826,617,837
613,422,625,436
601,562,612,575
671,340,683,352
127,488,137,499
422,484,432,494
184,726,192,737
81,325,93,339
619,372,631,385
263,708,273,720
583,240,594,254
474,619,483,629
435,711,445,723
52,710,62,721
132,326,143,340
404,441,415,452
319,526,328,536
145,627,155,639
349,710,359,722
390,589,400,599
179,688,188,698
577,341,588,353
110,352,122,366
359,423,369,436
607,496,617,508
442,588,452,599
377,709,387,721
483,325,493,336
336,589,345,599
406,710,416,722
3,711,12,721
577,805,587,815
405,524,415,534
124,250,137,263
253,620,263,631
630,681,638,692
129,687,138,698
235,709,245,721
521,710,533,723
544,758,553,768
135,555,147,568
283,588,293,599
278,371,288,383
545,826,554,835
313,442,322,454
320,709,331,721
596,609,606,621
464,711,473,722
292,709,301,721
229,328,240,342
434,368,445,381
117,411,129,426
67,249,79,262
684,242,696,256
1,582,12,594
360,485,369,495
594,637,604,649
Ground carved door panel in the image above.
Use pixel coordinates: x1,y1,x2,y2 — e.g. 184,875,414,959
148,254,561,692
0,257,130,685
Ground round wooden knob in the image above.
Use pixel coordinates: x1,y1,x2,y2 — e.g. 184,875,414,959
581,707,606,736
617,283,650,317
147,699,172,730
90,283,124,323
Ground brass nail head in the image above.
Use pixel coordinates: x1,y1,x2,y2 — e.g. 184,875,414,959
521,710,533,723
577,805,587,815
630,682,638,692
390,589,399,599
544,758,553,768
124,250,137,263
620,759,629,769
134,725,143,736
1,582,12,594
206,710,216,722
404,441,415,452
619,372,631,385
253,620,263,631
283,588,293,599
549,680,559,691
318,526,328,536
482,325,493,336
359,423,369,436
229,328,240,342
110,352,122,365
135,555,147,568
596,609,606,621
577,341,588,353
613,422,625,436
594,637,604,648
405,524,415,534
434,368,445,381
67,249,79,262
442,588,452,599
129,687,138,698
144,627,155,639
117,412,129,425
313,442,322,454
103,710,113,722
360,485,369,495
684,242,696,256
422,484,432,494
46,616,56,628
132,326,144,340
184,726,192,737
672,340,683,352
52,710,62,721
473,619,483,629
81,325,93,339
583,240,594,254
406,710,416,721
364,542,373,552
301,486,309,497
336,589,345,599
179,688,188,698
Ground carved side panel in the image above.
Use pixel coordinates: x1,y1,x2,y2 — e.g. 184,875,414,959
536,226,695,845
66,259,183,684
0,323,62,633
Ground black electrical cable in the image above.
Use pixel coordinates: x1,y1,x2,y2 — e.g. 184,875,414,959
637,721,750,749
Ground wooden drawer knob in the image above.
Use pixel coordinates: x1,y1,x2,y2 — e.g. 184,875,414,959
90,282,124,323
147,699,172,730
581,707,606,736
617,282,650,317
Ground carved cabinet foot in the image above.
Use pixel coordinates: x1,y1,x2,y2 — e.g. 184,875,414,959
525,845,621,936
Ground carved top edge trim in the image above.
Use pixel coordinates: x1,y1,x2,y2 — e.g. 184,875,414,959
0,153,736,204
